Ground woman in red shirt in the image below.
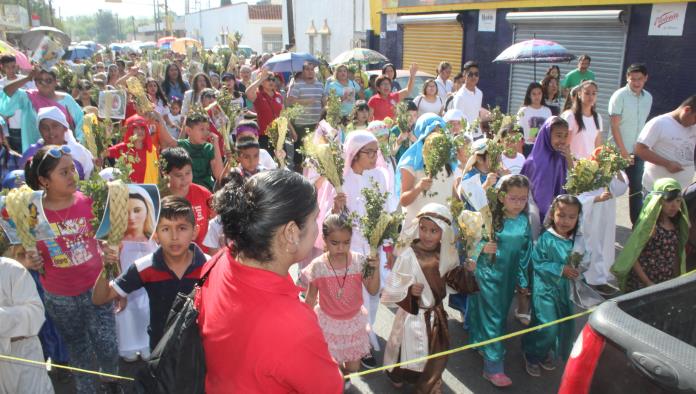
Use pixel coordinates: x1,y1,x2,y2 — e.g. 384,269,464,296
368,63,419,121
197,170,343,393
245,68,283,151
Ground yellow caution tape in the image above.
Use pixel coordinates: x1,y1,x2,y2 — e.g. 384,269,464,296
2,268,693,383
344,308,595,379
0,354,134,381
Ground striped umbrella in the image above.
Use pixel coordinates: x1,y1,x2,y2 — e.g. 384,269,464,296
493,39,575,80
330,48,389,66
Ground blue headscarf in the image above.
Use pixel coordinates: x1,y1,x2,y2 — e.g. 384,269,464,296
395,113,447,197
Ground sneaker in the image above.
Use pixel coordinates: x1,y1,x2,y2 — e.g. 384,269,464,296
540,356,556,371
99,381,125,394
592,283,619,296
140,348,151,362
361,355,377,369
120,351,139,363
524,359,541,377
483,372,513,387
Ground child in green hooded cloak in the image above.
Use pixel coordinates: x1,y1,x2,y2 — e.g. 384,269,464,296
611,178,690,292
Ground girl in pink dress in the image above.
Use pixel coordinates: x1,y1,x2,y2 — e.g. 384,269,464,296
303,214,380,375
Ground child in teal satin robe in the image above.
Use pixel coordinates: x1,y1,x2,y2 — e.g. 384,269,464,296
523,195,582,376
466,175,532,387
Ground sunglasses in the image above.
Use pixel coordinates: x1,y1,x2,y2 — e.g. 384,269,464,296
466,72,480,78
36,145,71,173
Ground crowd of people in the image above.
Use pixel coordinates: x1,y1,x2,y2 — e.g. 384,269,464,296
0,46,695,394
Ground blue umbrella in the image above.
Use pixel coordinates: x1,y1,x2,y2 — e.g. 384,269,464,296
262,52,320,73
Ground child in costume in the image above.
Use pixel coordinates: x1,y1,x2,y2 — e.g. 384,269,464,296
522,194,582,377
612,178,689,292
521,116,573,221
466,175,533,387
382,203,477,392
107,114,159,184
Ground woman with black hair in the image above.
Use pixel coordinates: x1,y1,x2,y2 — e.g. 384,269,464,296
382,63,401,92
22,145,121,393
182,72,213,116
198,170,343,393
161,63,190,101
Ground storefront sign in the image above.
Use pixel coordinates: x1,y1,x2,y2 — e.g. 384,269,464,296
386,14,398,31
648,3,687,36
478,9,496,32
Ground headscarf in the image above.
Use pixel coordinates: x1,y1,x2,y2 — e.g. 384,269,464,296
122,115,159,184
342,129,385,175
521,117,568,221
37,105,81,146
395,113,447,196
443,108,464,123
611,178,690,291
398,202,459,276
366,120,390,139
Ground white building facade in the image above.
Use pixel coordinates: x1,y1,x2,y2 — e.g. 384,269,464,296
282,0,373,60
184,2,283,53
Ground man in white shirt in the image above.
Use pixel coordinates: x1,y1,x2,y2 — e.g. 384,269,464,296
452,61,486,140
435,61,453,104
635,95,696,192
0,54,35,152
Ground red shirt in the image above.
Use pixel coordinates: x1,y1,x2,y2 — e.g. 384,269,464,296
197,249,343,394
37,192,103,296
186,183,212,250
253,89,283,136
368,92,401,121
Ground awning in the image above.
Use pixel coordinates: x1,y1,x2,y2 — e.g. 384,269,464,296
396,13,459,25
506,10,625,25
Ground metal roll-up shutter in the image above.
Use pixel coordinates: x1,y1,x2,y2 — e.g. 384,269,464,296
507,11,627,132
402,22,463,75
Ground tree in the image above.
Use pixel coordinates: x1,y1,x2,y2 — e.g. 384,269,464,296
95,10,119,44
221,0,232,6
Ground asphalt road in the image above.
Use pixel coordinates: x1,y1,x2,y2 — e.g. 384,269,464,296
52,193,634,394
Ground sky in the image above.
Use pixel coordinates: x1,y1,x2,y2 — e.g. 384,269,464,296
55,0,191,18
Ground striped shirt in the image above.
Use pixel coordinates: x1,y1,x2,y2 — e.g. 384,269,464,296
288,79,325,126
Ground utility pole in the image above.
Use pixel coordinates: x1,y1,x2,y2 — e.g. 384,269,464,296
153,0,159,41
116,13,121,41
48,0,54,26
164,0,169,36
132,16,136,41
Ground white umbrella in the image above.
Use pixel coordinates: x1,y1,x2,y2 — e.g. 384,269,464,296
21,26,70,50
330,48,389,66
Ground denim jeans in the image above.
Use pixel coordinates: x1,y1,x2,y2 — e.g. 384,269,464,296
625,156,645,225
44,289,119,394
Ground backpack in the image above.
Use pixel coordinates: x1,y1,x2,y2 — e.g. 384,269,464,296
134,253,221,394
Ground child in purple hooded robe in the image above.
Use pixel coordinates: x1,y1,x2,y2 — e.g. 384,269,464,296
520,116,573,222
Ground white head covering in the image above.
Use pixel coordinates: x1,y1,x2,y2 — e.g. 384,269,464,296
343,129,384,175
398,202,459,276
366,120,390,138
37,106,69,129
443,108,464,123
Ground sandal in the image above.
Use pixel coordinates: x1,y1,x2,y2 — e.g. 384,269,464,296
514,308,531,326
